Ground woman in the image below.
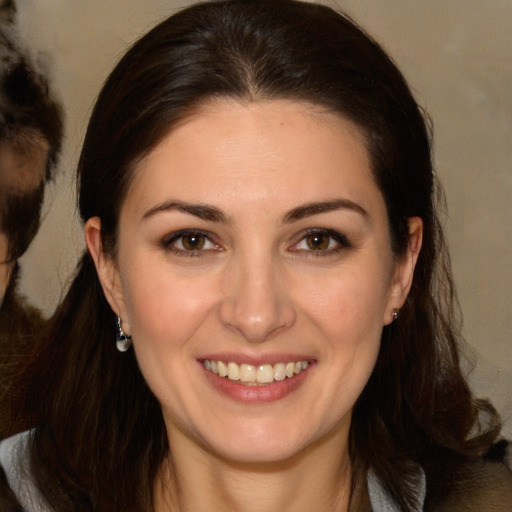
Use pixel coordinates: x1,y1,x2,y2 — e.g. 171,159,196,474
1,0,510,510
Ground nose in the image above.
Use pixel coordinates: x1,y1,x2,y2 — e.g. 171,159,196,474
219,254,296,343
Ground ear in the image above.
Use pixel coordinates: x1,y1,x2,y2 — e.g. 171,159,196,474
384,217,423,325
84,217,130,332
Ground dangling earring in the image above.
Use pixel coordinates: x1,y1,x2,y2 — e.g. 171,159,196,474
116,316,132,352
391,308,400,322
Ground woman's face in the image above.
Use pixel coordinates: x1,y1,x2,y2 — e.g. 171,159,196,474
89,100,419,464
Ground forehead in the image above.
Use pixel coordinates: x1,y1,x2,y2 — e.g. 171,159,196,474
124,99,383,218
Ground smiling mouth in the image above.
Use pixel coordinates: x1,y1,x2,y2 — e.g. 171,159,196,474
202,360,310,385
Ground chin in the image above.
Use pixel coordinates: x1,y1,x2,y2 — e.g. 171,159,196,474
198,417,331,466
210,439,308,466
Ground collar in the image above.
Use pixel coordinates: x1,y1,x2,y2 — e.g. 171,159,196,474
368,465,426,512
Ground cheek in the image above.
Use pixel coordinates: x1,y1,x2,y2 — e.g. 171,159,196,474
298,263,391,336
296,263,389,388
119,267,219,409
121,263,218,350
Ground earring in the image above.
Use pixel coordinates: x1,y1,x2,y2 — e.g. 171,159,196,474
391,308,400,322
116,316,132,352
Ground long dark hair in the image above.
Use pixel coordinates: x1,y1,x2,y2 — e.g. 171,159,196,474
9,1,500,510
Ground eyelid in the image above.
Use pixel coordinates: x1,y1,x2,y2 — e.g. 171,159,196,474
289,228,352,254
162,229,221,255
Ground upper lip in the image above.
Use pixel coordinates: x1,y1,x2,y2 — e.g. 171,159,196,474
199,353,315,366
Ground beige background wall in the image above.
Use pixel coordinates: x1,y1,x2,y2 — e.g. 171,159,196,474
15,0,512,436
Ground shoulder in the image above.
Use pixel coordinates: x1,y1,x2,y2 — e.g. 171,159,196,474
0,431,30,476
425,441,512,512
0,431,46,512
0,432,29,511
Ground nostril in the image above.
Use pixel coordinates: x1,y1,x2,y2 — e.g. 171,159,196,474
219,300,296,343
218,261,297,342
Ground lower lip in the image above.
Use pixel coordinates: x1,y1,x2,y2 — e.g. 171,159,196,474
201,363,312,403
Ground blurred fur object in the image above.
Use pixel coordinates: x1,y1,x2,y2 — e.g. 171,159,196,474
0,0,63,441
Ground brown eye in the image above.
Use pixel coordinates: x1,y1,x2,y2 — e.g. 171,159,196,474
181,233,206,250
291,229,352,255
305,233,330,250
164,230,218,254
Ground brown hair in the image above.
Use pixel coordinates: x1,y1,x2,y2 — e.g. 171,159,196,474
0,3,63,262
0,0,63,441
9,1,500,510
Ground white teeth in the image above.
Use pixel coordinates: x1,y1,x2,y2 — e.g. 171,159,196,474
218,361,228,377
227,362,240,380
240,364,256,382
273,363,286,381
257,364,274,383
203,359,310,384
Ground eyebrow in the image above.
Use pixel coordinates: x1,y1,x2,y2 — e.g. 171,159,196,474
142,200,228,223
283,199,368,223
142,198,367,224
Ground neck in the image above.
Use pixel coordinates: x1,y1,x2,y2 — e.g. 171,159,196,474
155,427,362,512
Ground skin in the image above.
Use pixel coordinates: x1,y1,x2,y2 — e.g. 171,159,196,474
86,99,422,512
0,232,11,304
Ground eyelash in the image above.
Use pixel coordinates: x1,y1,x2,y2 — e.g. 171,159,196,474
162,230,220,257
290,229,352,256
162,228,352,258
